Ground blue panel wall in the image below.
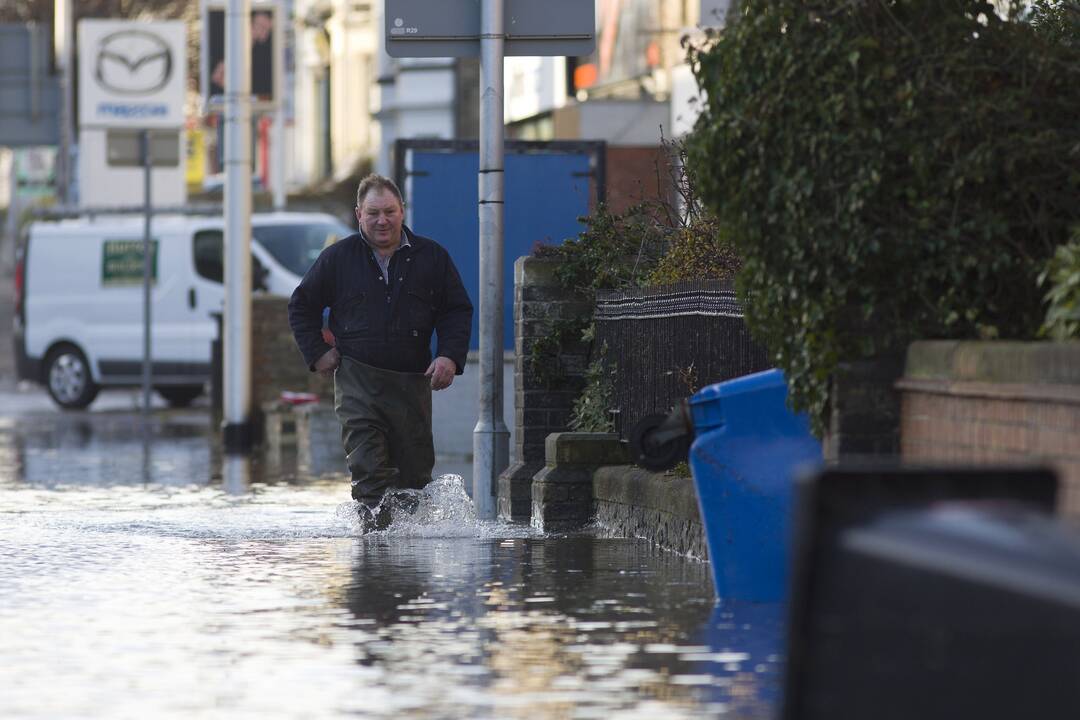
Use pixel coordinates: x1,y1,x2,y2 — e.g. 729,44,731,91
408,150,592,350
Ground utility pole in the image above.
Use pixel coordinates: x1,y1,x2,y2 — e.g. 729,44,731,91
223,0,254,451
472,0,509,520
272,0,286,211
54,0,73,204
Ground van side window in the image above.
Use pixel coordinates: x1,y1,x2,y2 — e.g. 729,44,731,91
193,230,223,283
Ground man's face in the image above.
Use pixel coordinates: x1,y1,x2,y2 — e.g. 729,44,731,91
355,189,404,252
251,13,273,43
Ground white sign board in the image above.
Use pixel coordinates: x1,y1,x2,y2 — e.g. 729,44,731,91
14,147,58,199
78,20,186,129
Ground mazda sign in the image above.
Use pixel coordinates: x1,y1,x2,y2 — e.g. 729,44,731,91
94,29,172,96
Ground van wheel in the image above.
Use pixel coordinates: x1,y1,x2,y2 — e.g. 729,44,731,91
156,385,204,408
45,344,100,410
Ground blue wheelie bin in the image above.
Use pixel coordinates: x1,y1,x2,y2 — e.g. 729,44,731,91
687,369,821,602
629,368,823,601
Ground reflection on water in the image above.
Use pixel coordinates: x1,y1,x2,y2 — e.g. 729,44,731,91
223,454,253,495
0,410,214,489
0,395,780,719
695,601,787,718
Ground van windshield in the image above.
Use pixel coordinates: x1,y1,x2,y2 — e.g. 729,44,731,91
253,222,354,277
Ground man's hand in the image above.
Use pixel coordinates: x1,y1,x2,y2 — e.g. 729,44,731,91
425,356,457,390
314,347,341,377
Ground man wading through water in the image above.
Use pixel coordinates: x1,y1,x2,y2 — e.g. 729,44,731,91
288,174,473,532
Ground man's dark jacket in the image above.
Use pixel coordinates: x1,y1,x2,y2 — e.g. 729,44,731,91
288,226,473,375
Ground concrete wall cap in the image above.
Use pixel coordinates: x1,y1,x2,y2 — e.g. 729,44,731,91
516,255,563,287
545,431,630,466
906,340,1080,387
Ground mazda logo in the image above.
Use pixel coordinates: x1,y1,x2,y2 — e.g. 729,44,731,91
95,29,172,96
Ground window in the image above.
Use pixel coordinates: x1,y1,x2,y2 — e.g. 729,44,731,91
105,129,181,167
193,230,224,283
252,222,352,277
193,221,352,285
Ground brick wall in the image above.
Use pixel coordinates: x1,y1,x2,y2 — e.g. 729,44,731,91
497,256,590,520
593,466,707,559
604,146,677,215
251,295,333,413
899,341,1080,516
825,354,905,461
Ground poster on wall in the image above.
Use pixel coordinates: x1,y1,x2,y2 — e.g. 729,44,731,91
204,6,276,107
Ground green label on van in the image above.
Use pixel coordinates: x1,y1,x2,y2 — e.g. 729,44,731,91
102,239,158,286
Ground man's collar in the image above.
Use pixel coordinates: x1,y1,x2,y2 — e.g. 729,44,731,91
358,226,412,252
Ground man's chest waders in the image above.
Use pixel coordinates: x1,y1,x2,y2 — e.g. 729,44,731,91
334,356,435,504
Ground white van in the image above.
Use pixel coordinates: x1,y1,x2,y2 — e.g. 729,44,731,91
13,211,352,409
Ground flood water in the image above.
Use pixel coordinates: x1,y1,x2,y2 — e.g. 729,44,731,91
0,389,782,719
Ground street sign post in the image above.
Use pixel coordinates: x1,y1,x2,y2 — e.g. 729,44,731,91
385,0,595,519
76,19,186,414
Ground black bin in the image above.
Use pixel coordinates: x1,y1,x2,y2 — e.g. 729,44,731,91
783,466,1080,720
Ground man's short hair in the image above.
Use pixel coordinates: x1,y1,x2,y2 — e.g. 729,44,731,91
355,174,405,209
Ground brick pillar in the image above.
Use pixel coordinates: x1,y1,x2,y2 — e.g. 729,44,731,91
251,295,334,441
824,353,905,461
498,256,590,521
295,402,345,476
531,432,630,532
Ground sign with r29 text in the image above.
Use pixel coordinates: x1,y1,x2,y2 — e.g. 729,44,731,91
386,0,595,57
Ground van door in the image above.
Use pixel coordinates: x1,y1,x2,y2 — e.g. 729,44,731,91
187,227,227,366
94,231,200,383
185,226,295,357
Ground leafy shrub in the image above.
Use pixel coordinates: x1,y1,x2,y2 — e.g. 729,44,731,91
686,0,1080,431
533,202,667,294
569,348,616,432
646,221,742,285
1039,226,1080,340
534,137,742,290
645,137,743,285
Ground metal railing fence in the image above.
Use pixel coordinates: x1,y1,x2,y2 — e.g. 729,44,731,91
594,279,772,439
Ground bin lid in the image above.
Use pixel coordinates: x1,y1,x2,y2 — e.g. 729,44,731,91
688,368,794,433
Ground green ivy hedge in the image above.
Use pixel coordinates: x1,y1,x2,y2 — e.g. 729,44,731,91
686,0,1080,433
1040,225,1080,341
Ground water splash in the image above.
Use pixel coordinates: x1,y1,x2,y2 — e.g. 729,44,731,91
337,474,537,539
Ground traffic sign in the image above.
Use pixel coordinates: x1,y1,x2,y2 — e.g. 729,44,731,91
385,0,595,57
